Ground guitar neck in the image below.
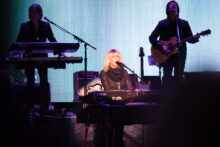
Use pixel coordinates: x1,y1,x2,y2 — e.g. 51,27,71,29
173,34,197,48
181,34,198,44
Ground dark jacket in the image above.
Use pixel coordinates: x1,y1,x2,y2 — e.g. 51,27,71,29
16,20,56,57
149,18,198,58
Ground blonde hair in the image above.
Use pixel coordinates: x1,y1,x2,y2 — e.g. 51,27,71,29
103,49,123,72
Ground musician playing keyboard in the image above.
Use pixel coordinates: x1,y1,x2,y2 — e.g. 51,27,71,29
15,3,57,114
97,49,133,147
100,49,133,100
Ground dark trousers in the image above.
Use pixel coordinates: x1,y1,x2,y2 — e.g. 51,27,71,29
25,65,50,112
104,123,124,147
162,54,186,88
94,123,124,147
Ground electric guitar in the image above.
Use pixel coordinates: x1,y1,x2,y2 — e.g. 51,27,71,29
151,29,211,64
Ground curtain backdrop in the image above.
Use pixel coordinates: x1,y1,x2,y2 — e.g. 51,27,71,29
5,0,220,102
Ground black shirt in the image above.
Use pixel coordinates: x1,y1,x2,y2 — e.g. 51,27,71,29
100,68,133,91
16,20,56,57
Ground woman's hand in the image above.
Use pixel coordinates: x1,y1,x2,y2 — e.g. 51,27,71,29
112,96,122,101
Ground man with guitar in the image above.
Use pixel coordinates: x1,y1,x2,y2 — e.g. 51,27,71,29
149,1,200,87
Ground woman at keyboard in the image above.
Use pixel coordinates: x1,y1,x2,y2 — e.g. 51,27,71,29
100,49,133,100
98,49,133,147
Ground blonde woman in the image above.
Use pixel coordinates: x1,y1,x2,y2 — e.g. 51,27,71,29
99,49,133,147
100,49,133,93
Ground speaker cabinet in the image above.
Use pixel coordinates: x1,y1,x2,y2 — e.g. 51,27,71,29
143,76,161,89
73,71,99,101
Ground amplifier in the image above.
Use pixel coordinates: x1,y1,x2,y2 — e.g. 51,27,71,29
143,76,161,89
73,71,99,101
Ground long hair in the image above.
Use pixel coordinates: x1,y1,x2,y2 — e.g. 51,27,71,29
29,3,43,20
103,49,122,72
166,0,180,16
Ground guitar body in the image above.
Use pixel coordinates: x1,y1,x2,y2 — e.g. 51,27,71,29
151,37,178,64
150,29,211,64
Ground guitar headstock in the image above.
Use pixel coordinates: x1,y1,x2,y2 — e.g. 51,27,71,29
199,29,211,36
139,47,145,57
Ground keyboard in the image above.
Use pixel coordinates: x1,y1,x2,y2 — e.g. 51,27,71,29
9,42,80,54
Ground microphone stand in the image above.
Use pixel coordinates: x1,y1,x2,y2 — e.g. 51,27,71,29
175,12,182,80
45,18,97,96
176,16,181,49
120,63,148,85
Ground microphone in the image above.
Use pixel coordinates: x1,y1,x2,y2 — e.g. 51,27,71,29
116,61,124,67
174,8,178,16
44,16,54,24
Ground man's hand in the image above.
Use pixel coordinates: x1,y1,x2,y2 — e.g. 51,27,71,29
61,52,66,57
14,54,21,58
162,45,170,55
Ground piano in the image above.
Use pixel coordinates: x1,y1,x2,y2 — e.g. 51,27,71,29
77,103,165,125
76,90,165,125
1,57,83,69
9,42,80,54
79,89,162,104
